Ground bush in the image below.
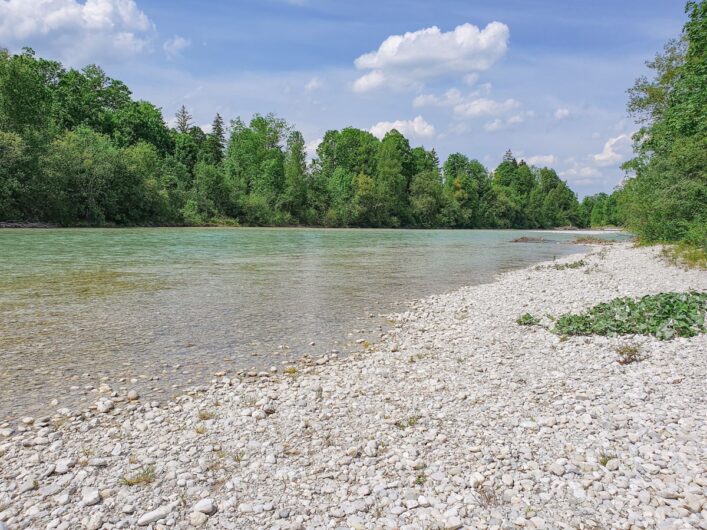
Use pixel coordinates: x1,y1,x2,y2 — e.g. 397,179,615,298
553,292,706,340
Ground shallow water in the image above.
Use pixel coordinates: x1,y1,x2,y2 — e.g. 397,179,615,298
0,228,627,419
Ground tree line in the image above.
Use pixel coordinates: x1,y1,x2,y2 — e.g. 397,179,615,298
0,48,590,229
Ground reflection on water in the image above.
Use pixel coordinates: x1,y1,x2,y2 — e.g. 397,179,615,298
0,228,626,419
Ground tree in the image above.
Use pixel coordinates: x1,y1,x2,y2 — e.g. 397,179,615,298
281,130,307,218
175,105,192,134
620,0,707,246
112,101,173,154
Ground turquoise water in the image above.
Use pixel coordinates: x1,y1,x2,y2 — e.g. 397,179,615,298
0,228,624,419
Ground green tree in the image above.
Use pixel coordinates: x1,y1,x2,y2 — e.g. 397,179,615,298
620,0,707,246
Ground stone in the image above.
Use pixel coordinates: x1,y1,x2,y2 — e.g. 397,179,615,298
82,488,101,506
86,512,103,530
127,390,140,401
549,463,565,476
137,505,173,526
95,400,114,413
190,512,209,526
193,498,216,515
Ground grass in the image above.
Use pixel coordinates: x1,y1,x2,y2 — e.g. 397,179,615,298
598,452,616,467
516,313,541,326
395,415,421,429
198,410,215,421
414,474,427,485
283,366,298,376
661,243,707,270
616,344,641,365
573,236,615,245
553,291,706,340
195,424,207,435
120,465,155,486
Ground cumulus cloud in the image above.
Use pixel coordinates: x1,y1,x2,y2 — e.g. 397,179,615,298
0,0,154,63
369,116,436,139
455,98,520,119
483,110,534,131
593,134,632,166
554,107,570,120
305,77,322,92
163,35,190,58
525,154,557,167
353,70,386,93
353,22,509,91
413,89,464,108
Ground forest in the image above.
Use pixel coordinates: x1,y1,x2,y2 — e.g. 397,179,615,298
0,49,586,230
0,0,704,245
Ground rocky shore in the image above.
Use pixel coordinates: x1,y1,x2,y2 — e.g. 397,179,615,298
1,243,705,529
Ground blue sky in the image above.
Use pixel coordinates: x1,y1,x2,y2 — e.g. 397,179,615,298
0,0,688,196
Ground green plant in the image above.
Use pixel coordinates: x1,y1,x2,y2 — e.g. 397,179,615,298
395,415,421,430
516,313,540,326
661,244,707,270
120,465,155,486
553,292,706,340
616,344,641,365
551,259,586,270
283,366,298,376
414,474,427,485
598,452,616,467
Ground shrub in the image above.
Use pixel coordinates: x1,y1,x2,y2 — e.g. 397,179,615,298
553,292,706,340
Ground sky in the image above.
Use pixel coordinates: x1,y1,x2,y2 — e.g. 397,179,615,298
0,0,689,197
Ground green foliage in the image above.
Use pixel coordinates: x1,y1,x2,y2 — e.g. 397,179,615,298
516,313,541,326
550,259,586,270
553,292,707,340
618,1,707,247
0,49,586,229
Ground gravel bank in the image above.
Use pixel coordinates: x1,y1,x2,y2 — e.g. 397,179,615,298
1,243,705,530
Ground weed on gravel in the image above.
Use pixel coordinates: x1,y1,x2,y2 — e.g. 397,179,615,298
553,291,706,340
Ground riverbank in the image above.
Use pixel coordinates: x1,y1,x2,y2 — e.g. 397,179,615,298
1,243,705,529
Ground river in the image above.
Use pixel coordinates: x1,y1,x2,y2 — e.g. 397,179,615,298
0,228,626,420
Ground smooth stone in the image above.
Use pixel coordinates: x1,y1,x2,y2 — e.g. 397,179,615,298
193,498,216,515
137,505,173,526
190,512,209,526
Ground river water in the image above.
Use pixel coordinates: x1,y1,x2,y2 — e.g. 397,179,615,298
0,228,625,420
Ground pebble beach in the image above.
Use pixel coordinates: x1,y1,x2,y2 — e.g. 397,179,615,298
1,242,705,530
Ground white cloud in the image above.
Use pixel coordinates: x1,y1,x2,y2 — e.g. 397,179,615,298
484,110,535,132
353,22,509,91
369,116,436,139
413,88,463,108
554,107,570,120
0,0,154,64
525,154,557,166
353,70,386,93
163,35,190,58
305,77,322,92
455,98,520,119
560,165,601,179
305,138,322,160
593,133,632,166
